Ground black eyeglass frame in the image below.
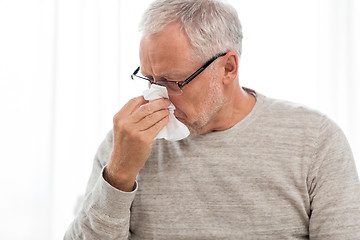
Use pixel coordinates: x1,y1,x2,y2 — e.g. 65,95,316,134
131,52,227,90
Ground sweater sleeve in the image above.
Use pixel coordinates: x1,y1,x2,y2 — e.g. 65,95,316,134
308,116,360,239
64,130,137,240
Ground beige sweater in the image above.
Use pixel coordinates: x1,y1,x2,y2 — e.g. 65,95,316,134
65,92,360,239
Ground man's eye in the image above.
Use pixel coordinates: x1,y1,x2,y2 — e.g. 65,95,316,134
155,80,178,89
166,81,178,85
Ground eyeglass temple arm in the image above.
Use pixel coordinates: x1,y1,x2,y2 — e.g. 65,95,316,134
131,67,140,80
132,52,227,84
179,52,227,87
132,66,152,81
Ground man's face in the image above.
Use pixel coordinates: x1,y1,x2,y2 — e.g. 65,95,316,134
139,22,227,135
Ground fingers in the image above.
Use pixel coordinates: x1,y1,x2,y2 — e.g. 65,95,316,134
132,98,171,123
134,98,171,138
144,114,170,138
118,96,148,117
139,108,170,131
113,96,171,140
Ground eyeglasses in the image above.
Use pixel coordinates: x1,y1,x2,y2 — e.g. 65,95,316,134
131,52,227,95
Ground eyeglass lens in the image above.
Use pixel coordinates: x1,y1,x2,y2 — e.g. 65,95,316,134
149,80,182,95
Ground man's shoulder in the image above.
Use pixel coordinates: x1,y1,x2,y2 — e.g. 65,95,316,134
255,92,344,140
257,92,327,124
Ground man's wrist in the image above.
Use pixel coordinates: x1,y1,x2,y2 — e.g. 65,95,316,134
103,165,136,192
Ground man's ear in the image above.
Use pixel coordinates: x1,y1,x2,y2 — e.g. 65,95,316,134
222,51,238,85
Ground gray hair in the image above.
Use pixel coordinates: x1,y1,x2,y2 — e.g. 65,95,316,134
139,0,243,62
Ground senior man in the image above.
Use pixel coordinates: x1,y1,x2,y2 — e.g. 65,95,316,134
65,0,360,239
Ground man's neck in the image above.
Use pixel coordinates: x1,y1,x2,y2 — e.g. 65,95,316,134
196,85,256,135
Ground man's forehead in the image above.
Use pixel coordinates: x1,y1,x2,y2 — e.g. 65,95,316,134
139,46,195,78
138,23,199,79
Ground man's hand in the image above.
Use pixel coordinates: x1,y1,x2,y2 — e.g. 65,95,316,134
104,96,170,192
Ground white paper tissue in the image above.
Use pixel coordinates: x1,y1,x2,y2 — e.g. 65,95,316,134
143,84,190,141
